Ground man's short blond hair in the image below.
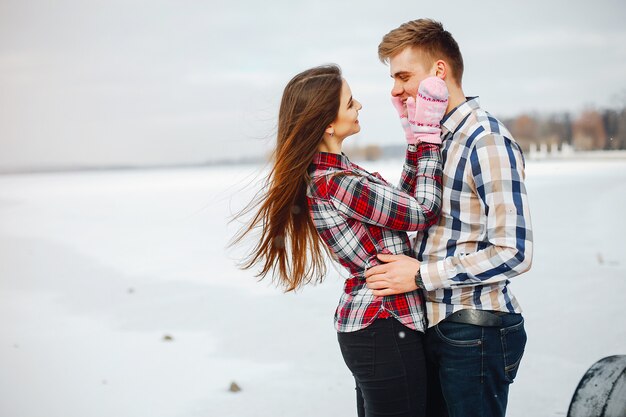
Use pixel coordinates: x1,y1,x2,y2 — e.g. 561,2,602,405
378,19,464,85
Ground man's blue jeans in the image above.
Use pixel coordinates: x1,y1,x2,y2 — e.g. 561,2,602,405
425,312,527,417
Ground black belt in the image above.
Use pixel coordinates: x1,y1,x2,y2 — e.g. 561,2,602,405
443,310,506,327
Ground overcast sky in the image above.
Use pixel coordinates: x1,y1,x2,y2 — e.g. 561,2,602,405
1,0,625,171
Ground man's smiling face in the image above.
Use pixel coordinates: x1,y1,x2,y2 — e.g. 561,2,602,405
389,47,435,103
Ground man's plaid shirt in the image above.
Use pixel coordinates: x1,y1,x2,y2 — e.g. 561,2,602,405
414,97,534,327
306,145,442,332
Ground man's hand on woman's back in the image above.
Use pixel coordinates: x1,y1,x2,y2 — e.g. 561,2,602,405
365,253,421,296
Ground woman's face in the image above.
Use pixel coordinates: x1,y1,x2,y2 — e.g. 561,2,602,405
332,79,362,140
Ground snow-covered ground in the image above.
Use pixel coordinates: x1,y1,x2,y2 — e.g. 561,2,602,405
1,156,625,417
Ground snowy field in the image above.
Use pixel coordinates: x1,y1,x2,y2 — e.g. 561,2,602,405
1,156,625,417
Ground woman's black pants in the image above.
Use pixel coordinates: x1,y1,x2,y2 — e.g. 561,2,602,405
337,317,427,417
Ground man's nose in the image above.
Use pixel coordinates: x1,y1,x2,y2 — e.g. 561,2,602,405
391,83,403,97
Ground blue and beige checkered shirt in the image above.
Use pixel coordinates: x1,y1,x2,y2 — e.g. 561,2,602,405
414,97,534,327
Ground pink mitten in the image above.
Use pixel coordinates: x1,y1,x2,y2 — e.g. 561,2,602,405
391,96,414,144
406,76,449,145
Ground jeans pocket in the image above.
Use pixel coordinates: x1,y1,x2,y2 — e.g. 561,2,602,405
500,317,527,383
338,329,376,378
435,321,483,347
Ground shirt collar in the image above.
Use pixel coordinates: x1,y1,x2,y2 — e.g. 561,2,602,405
441,96,481,136
311,151,351,170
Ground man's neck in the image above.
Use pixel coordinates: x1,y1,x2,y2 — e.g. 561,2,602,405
445,84,466,116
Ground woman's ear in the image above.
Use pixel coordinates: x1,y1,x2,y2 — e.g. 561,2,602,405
325,126,335,137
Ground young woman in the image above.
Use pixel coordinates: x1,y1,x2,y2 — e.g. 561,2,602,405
233,64,447,417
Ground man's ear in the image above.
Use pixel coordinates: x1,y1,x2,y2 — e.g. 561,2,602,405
434,60,447,79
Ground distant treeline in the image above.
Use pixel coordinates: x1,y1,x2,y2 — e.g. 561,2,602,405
501,106,626,152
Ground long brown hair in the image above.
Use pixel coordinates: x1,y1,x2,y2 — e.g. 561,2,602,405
231,65,343,292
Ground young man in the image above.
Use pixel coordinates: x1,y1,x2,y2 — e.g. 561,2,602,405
365,19,534,417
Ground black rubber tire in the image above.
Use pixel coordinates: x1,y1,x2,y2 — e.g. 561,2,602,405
567,355,626,417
